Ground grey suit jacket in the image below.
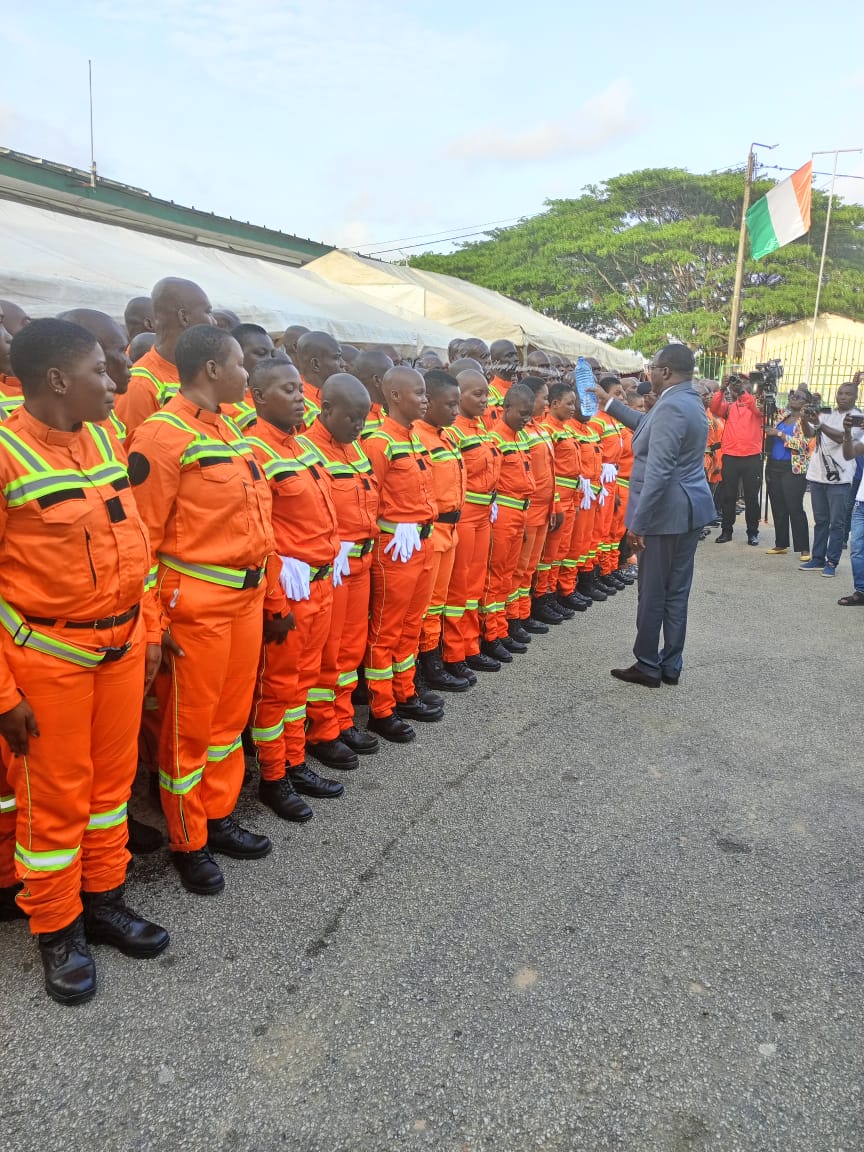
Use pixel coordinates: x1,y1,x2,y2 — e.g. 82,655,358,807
607,381,716,535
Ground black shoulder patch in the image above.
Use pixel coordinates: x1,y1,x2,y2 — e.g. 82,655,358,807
127,452,151,486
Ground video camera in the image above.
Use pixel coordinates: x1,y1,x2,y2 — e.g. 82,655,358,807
752,359,783,420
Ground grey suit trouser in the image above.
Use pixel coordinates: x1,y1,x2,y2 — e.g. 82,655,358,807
633,528,701,679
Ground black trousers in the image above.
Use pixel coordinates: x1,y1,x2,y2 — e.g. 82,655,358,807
765,458,809,552
720,453,762,535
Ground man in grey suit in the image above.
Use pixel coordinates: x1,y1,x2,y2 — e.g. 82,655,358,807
595,345,716,686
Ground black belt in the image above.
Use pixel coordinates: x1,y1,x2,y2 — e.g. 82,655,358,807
357,538,374,556
310,564,333,582
419,523,433,540
25,603,140,631
436,510,461,524
241,567,263,590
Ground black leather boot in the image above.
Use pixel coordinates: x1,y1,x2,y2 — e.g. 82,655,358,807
507,620,532,644
418,647,470,692
258,776,314,822
83,885,169,958
339,725,380,754
579,572,606,602
530,594,564,625
38,914,96,1005
172,848,226,894
481,638,513,663
207,815,272,858
305,738,359,771
0,882,25,921
288,762,345,798
443,660,477,686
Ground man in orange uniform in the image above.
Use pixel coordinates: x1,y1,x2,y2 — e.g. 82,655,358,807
535,382,588,618
246,358,345,819
589,375,629,591
415,371,469,692
0,302,23,421
0,319,168,1004
58,309,133,453
482,384,536,663
441,369,501,678
487,339,520,412
295,331,345,429
300,375,380,760
364,366,440,743
116,277,215,432
569,398,606,604
128,325,276,896
124,297,154,345
224,323,278,431
517,376,566,628
355,348,393,436
281,325,310,367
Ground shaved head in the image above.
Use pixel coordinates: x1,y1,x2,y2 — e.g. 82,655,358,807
340,343,360,367
129,332,157,363
416,349,444,374
382,365,422,399
461,338,491,369
296,330,344,386
281,324,310,364
456,369,487,392
123,296,154,340
0,300,32,338
321,372,370,407
151,277,214,349
320,372,371,443
58,307,131,393
449,357,483,376
373,344,402,366
213,308,241,330
353,347,393,406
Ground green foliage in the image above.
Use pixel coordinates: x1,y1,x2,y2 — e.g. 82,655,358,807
409,168,864,355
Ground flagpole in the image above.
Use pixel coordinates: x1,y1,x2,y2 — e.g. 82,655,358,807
805,147,862,383
726,142,776,366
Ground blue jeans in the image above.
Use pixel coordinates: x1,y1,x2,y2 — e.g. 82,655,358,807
809,481,851,566
851,502,864,593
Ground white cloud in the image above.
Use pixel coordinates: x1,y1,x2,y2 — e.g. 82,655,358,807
443,78,647,164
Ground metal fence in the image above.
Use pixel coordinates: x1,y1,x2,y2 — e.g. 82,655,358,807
697,334,864,405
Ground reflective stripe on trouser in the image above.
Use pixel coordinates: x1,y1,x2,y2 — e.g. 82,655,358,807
607,485,628,572
443,502,492,663
366,536,436,718
251,579,333,777
592,489,615,573
419,523,458,653
481,503,527,642
0,756,18,887
508,522,549,619
576,503,599,573
1,613,144,934
536,500,576,596
158,569,264,852
306,554,372,742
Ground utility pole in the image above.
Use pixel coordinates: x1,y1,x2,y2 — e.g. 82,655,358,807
88,60,97,188
726,142,776,365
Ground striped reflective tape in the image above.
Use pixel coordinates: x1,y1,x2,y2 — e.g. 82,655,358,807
159,767,204,796
86,803,128,831
207,736,242,763
15,843,79,873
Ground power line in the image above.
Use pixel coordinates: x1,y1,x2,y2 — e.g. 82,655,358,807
355,216,522,253
761,164,864,181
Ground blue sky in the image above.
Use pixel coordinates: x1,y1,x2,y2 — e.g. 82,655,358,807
2,0,863,256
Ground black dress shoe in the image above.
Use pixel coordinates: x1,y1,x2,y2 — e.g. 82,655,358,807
259,777,313,822
481,638,513,663
0,882,25,921
747,533,759,546
367,712,416,743
207,815,272,859
531,595,564,625
127,814,163,855
418,648,470,692
306,738,359,771
444,660,477,686
661,673,680,686
38,915,96,1005
610,664,661,687
339,725,379,754
172,848,226,894
500,635,528,654
522,618,549,635
396,695,444,722
465,651,500,672
507,621,532,644
82,885,169,958
715,531,733,543
288,762,345,798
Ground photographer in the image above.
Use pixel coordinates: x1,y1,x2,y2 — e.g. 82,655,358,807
710,373,766,545
762,389,813,559
837,409,864,605
799,380,861,577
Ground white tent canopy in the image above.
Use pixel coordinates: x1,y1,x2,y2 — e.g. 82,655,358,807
0,200,472,353
305,249,643,373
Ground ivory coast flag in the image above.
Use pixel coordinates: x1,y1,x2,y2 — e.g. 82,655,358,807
746,162,813,260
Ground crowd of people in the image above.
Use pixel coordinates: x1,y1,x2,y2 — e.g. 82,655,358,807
0,279,652,1007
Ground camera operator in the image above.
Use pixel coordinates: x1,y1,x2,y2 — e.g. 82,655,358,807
762,388,814,560
837,409,864,605
799,380,862,576
710,373,766,545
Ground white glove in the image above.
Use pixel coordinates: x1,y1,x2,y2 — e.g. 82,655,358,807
597,485,608,507
600,463,618,485
489,500,499,524
579,477,594,511
332,541,354,587
383,522,422,563
279,555,311,601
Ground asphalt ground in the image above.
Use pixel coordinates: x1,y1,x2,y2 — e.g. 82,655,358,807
2,511,863,1152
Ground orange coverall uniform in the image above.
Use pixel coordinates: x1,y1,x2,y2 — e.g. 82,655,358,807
615,425,634,560
247,420,340,776
535,416,581,597
414,419,466,654
441,416,500,663
483,424,535,641
363,416,438,718
363,402,385,438
568,419,603,578
301,379,322,431
588,411,624,575
128,395,275,853
509,418,558,619
115,347,180,434
0,409,157,932
486,376,511,424
0,374,23,422
299,421,379,741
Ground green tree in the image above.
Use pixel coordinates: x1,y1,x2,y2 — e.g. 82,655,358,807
409,168,864,355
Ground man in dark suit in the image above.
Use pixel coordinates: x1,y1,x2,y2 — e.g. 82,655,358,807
594,345,715,686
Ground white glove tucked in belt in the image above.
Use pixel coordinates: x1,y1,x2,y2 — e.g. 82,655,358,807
332,541,354,587
600,463,618,485
489,500,499,524
579,477,594,511
279,556,311,601
383,523,422,563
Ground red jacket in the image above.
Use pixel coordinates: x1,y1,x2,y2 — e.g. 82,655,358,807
710,390,763,457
